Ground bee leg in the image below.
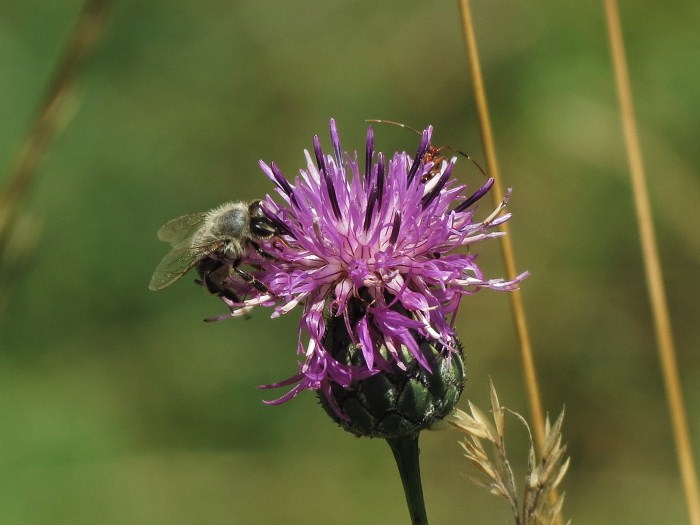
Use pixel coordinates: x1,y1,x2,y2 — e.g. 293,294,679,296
196,259,243,303
205,273,244,303
233,267,269,293
250,241,275,260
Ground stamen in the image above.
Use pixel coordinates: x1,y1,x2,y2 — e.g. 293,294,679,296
325,174,342,220
313,135,326,174
261,205,294,237
376,153,385,209
270,162,294,196
482,188,512,227
389,211,402,245
364,126,374,180
407,128,431,184
329,118,345,178
453,177,495,213
421,160,455,209
363,187,377,231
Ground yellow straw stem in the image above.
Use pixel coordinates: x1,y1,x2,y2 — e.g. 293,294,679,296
0,0,112,248
604,1,700,523
457,0,547,453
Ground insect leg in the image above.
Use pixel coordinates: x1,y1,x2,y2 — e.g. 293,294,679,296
233,267,269,293
250,241,275,260
195,257,244,302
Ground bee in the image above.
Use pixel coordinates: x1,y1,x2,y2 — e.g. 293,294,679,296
149,200,277,302
366,119,488,182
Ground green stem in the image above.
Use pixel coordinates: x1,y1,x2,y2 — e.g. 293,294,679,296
387,433,428,525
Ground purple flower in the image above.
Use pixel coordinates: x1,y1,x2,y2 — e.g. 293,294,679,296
214,119,526,409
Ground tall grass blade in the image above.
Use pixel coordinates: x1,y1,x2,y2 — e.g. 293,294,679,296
456,0,547,453
0,0,112,252
604,1,700,522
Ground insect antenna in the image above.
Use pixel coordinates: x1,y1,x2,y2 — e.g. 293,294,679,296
366,119,489,180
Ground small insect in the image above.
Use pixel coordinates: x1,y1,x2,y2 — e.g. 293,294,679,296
149,200,277,302
366,119,488,182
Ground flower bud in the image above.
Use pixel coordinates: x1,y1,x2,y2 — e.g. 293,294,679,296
319,314,465,439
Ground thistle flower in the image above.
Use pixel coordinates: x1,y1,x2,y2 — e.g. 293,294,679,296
210,119,526,427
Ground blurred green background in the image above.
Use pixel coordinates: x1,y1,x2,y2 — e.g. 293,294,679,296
1,1,699,523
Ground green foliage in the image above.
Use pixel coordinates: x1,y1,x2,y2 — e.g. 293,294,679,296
0,1,698,523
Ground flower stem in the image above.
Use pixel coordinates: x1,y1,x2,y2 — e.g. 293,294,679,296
387,434,428,525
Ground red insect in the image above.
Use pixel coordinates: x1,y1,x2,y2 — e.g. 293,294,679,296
366,119,488,182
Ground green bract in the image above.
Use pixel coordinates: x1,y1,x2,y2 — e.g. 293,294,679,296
320,313,465,439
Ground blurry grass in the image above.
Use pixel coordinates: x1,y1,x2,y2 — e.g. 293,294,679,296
0,0,110,247
0,1,699,524
457,0,548,469
605,0,700,521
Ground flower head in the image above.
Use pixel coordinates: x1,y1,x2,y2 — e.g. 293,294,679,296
214,119,526,415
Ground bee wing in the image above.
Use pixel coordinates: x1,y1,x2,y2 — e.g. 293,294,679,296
157,212,207,245
149,244,207,291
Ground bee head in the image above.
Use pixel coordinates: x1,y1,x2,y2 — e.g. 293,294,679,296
248,200,277,240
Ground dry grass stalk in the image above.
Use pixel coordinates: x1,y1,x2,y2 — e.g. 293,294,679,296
445,381,569,525
603,2,700,523
0,214,42,317
0,0,112,251
455,0,548,455
0,0,111,324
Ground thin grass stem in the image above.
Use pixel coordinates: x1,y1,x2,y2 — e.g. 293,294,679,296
0,0,112,251
604,1,700,523
456,3,563,522
456,0,547,453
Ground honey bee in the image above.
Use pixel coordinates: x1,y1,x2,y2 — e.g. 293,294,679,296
149,200,277,302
